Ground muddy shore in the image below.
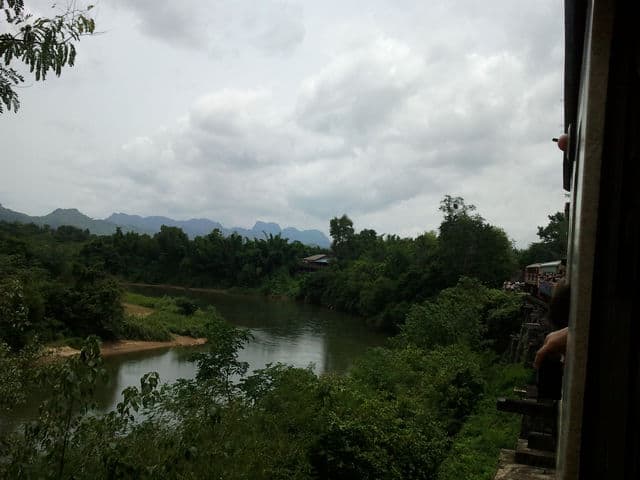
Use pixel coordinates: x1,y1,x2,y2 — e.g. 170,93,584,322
47,335,207,359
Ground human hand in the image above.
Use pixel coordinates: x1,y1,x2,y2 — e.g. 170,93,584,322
534,327,568,369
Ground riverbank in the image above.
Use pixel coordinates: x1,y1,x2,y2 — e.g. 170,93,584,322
47,335,207,359
124,282,292,301
123,282,232,295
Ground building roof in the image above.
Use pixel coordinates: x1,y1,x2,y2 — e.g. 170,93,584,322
539,260,563,268
526,260,562,269
303,254,330,262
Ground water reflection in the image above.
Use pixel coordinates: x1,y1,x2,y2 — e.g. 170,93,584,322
131,286,387,374
4,289,386,428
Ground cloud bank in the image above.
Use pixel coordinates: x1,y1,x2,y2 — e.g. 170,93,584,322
0,0,565,246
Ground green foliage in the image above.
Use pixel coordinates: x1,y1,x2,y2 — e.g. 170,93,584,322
0,340,40,412
0,222,124,344
484,291,523,353
439,194,477,219
0,277,31,349
350,344,485,433
400,278,523,354
147,308,216,338
82,225,320,288
330,214,355,260
298,230,442,330
437,198,516,288
517,211,568,267
312,375,449,480
0,295,530,480
0,194,542,479
299,196,518,330
1,337,105,478
122,292,222,340
44,266,124,339
259,269,302,297
123,291,176,309
193,317,252,399
436,364,530,480
401,278,488,350
536,212,568,252
174,296,198,316
120,314,172,341
420,345,486,433
0,1,96,112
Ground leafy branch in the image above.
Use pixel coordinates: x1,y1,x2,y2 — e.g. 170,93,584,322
0,0,96,112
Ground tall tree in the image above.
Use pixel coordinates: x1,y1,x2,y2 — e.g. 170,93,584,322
439,195,477,221
329,214,355,260
517,211,568,267
0,0,96,112
437,196,515,287
536,212,568,256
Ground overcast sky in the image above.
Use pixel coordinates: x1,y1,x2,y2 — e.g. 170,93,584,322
0,0,565,247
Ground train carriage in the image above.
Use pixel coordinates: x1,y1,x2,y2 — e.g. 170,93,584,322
524,260,565,297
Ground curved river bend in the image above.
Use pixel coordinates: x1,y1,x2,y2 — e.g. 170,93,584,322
4,288,386,428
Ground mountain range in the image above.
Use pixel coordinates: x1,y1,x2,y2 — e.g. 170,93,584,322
0,204,330,247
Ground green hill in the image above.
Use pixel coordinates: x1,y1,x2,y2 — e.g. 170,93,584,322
0,204,143,235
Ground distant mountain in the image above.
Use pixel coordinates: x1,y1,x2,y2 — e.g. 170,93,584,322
0,204,32,224
230,221,330,247
0,204,142,235
282,227,331,248
109,213,330,247
39,208,132,235
106,213,223,237
0,204,331,247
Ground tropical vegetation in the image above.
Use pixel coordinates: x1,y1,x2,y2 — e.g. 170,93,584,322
0,196,566,478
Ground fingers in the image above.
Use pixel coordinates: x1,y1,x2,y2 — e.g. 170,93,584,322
534,328,569,369
534,344,548,369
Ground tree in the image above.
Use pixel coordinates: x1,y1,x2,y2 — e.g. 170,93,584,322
437,196,515,287
0,0,96,112
517,211,568,267
439,195,477,221
329,214,355,260
0,277,30,349
536,211,568,256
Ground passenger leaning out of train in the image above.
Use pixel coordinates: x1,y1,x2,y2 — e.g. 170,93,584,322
534,133,571,369
534,283,570,369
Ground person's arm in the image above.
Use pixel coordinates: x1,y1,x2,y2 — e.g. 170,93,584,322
534,327,568,369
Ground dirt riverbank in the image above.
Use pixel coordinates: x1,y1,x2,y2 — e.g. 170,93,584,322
47,335,207,359
123,282,231,295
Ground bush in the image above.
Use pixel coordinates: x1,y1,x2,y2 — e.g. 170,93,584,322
174,296,199,316
436,364,529,480
0,278,31,349
401,278,524,353
311,375,449,480
350,344,485,434
401,278,488,350
44,269,124,339
484,291,523,353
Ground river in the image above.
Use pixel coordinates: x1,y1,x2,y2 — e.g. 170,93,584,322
3,288,386,429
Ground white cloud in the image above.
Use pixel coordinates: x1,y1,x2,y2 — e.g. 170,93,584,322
0,0,565,246
116,0,306,56
296,37,424,139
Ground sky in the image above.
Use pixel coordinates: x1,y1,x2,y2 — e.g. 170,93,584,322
0,0,566,247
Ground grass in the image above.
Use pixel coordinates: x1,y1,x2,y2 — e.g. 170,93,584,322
120,315,172,341
121,292,219,341
123,292,175,310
